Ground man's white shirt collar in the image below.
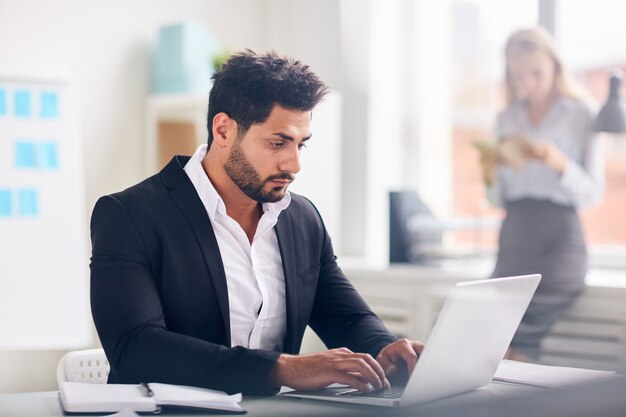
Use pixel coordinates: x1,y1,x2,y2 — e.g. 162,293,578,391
184,144,291,222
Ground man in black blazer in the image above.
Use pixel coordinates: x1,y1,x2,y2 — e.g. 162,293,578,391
90,50,424,395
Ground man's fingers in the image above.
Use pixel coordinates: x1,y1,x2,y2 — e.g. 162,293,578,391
384,363,398,377
382,339,421,376
334,372,374,393
356,353,388,387
353,353,389,388
345,371,370,384
376,353,398,379
344,372,391,391
376,354,392,371
335,358,383,389
411,341,425,355
335,357,384,389
398,345,419,376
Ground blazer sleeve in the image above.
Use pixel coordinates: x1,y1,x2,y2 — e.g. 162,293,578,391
303,201,398,357
90,195,280,395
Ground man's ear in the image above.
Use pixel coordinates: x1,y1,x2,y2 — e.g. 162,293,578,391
212,113,236,147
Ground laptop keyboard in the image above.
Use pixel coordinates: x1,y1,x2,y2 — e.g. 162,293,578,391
345,385,405,399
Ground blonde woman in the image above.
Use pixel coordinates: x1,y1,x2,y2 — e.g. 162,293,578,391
486,27,605,361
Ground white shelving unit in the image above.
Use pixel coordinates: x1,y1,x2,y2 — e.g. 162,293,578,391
144,94,208,175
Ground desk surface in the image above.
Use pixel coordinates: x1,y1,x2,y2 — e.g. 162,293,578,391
4,380,626,417
0,383,533,417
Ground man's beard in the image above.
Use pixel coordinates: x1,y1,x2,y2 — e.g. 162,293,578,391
224,140,294,203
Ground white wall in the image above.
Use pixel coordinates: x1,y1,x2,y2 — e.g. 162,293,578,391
266,0,342,90
337,0,370,257
0,0,268,208
0,0,269,393
338,0,453,263
407,0,453,216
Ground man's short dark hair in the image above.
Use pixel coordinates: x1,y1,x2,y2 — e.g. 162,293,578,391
207,49,329,147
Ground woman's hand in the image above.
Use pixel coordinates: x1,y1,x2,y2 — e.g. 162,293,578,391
474,141,499,186
526,141,567,175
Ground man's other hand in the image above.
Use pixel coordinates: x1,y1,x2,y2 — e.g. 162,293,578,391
376,339,425,385
269,347,390,392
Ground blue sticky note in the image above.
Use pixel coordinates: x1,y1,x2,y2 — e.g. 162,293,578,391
0,189,12,216
14,90,32,117
18,188,38,216
15,141,37,168
39,142,59,169
40,91,58,118
0,89,6,116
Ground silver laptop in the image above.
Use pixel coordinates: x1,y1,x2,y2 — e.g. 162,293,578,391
283,274,541,407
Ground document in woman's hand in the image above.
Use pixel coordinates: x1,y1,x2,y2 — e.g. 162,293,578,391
498,135,532,170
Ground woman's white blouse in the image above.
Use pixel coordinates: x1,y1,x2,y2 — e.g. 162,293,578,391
490,95,605,209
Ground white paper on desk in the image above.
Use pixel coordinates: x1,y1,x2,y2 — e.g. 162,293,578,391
494,360,616,388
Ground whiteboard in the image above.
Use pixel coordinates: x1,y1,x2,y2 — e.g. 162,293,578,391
0,73,91,349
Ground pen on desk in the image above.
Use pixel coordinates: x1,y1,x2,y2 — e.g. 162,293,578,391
140,382,154,397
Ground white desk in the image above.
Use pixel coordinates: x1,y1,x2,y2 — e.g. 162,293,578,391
2,379,626,417
0,383,537,417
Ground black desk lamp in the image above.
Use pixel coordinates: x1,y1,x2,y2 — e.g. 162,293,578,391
595,70,626,133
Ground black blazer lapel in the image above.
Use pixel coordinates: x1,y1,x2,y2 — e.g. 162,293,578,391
159,156,232,346
275,209,299,354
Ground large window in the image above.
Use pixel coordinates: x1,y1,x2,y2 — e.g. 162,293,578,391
558,0,626,259
337,0,626,267
449,0,626,264
450,0,538,255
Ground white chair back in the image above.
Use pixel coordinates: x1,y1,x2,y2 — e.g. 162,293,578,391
56,348,110,386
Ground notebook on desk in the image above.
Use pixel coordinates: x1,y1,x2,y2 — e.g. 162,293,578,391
283,274,541,407
58,381,245,414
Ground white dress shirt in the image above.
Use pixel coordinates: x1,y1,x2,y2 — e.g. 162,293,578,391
184,144,290,351
490,95,605,208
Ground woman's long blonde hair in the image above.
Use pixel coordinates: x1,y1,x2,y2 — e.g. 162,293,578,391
504,26,589,104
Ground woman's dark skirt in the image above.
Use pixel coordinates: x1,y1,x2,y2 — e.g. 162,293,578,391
491,199,587,360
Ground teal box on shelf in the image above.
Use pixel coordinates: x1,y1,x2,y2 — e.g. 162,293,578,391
151,21,222,94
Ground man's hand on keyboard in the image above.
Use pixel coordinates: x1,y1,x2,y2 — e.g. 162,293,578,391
269,347,391,392
376,338,425,385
